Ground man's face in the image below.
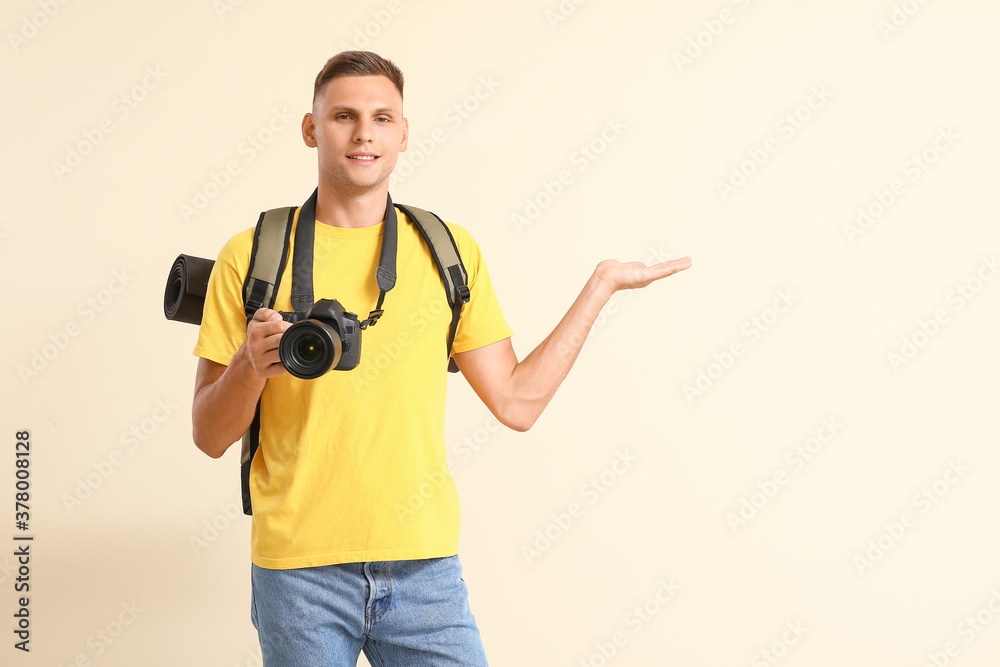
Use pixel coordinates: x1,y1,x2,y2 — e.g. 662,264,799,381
303,75,408,195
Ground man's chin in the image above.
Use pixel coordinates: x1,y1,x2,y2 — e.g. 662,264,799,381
326,171,390,195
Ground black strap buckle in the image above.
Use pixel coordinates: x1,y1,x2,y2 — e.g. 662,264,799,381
362,309,384,329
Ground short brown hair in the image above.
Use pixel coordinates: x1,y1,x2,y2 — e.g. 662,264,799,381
313,51,404,103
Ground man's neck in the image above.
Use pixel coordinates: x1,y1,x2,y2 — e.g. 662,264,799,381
314,181,389,229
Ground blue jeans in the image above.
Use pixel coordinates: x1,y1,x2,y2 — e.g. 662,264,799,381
250,556,489,666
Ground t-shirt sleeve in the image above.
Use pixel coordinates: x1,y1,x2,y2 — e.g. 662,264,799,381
448,224,512,354
192,230,255,366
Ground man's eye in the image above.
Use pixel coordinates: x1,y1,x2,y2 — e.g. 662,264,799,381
336,114,352,120
375,117,391,123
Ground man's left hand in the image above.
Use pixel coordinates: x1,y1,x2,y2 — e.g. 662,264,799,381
593,256,692,296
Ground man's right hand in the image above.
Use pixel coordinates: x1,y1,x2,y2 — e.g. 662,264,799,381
245,308,292,378
193,308,290,457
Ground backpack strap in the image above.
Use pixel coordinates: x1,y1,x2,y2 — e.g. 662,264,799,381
394,203,470,373
242,206,296,319
240,408,262,515
239,196,469,516
239,204,297,516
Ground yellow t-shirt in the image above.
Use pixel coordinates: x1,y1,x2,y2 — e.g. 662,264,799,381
193,205,512,569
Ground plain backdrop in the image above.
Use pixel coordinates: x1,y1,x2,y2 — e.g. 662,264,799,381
3,0,1000,665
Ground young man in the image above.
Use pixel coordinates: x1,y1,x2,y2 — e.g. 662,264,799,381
192,51,691,666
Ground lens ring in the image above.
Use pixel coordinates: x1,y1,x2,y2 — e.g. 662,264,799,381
279,320,342,379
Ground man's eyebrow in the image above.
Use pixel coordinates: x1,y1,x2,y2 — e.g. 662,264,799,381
327,105,400,116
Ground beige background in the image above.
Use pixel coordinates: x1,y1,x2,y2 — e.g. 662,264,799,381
3,0,1000,664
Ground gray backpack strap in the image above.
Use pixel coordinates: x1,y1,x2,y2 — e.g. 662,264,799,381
240,204,296,515
242,206,296,319
240,409,262,515
394,203,470,373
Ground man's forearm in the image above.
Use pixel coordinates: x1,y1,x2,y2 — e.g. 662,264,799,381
192,344,267,458
505,271,613,430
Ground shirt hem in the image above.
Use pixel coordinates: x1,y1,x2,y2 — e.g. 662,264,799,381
251,543,460,569
192,346,236,367
451,329,513,356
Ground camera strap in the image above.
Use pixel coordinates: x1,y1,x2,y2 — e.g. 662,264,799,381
290,187,397,330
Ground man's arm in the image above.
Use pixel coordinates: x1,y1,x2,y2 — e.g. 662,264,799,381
453,257,691,432
192,309,291,458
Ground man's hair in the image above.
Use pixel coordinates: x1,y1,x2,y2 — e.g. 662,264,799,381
313,51,404,103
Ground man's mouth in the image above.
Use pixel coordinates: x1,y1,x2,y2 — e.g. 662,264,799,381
348,154,379,162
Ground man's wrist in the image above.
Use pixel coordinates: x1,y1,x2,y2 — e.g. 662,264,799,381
233,342,268,389
586,267,616,308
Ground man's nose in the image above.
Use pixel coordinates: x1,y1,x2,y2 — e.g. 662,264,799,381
354,120,374,143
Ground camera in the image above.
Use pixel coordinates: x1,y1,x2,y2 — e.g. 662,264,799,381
278,299,362,379
162,255,365,379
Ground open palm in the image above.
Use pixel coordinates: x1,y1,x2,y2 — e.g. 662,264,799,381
595,256,693,294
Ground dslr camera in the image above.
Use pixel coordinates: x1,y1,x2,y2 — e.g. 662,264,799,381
277,299,362,379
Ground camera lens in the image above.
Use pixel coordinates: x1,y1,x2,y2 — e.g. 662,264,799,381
279,319,342,380
294,334,324,364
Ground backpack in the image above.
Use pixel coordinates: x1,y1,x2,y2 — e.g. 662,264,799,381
165,188,470,515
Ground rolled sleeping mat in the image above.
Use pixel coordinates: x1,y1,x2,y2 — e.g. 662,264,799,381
163,254,215,325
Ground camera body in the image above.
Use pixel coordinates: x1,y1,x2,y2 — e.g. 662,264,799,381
277,299,362,379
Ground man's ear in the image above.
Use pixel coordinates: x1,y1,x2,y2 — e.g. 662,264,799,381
302,112,317,148
399,117,408,152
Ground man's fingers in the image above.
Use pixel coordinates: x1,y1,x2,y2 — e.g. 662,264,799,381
621,256,691,289
257,348,285,369
255,320,292,337
650,256,693,277
654,256,693,270
251,324,289,351
252,307,285,322
249,312,291,338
